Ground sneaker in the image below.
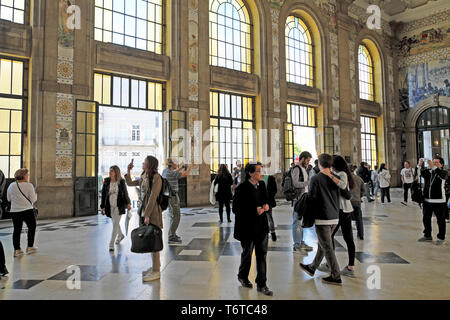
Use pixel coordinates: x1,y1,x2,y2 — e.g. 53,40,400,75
26,247,38,254
300,242,313,252
418,236,433,242
142,267,153,276
271,232,277,242
401,202,407,206
168,236,182,244
434,239,446,246
143,271,160,282
368,199,374,203
299,263,315,277
227,219,232,223
317,263,330,273
257,286,273,296
238,277,253,288
109,245,115,251
340,266,356,278
293,245,307,255
322,276,342,286
358,236,364,240
0,266,8,277
115,234,125,244
14,250,24,258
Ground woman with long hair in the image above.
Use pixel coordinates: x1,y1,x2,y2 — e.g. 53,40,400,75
100,165,131,251
378,163,391,204
318,155,357,278
214,164,233,223
125,156,163,282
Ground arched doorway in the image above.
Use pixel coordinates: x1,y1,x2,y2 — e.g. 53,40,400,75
416,106,450,170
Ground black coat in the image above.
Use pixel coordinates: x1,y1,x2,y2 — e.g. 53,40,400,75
214,173,233,202
100,178,131,217
232,180,269,242
267,175,277,209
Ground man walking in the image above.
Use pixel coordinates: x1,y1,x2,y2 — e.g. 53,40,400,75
162,159,192,244
417,157,448,245
400,161,415,206
357,162,374,202
299,153,342,285
291,151,314,253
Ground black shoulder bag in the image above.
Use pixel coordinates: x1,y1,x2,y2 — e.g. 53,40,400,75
16,182,38,218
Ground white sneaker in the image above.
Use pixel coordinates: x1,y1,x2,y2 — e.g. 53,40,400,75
142,267,153,276
115,234,125,244
143,271,160,282
14,250,24,258
26,247,38,254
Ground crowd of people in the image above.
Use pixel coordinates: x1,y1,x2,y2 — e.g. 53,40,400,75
0,152,448,293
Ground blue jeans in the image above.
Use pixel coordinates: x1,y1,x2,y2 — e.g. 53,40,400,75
292,209,304,246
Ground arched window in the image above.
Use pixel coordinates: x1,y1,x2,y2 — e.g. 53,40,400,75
285,16,313,86
94,0,165,54
209,0,252,73
358,45,374,101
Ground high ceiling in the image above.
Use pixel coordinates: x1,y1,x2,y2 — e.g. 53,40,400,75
353,0,449,22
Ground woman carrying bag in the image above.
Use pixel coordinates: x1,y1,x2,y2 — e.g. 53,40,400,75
125,156,163,282
100,166,131,252
6,169,38,258
214,164,233,223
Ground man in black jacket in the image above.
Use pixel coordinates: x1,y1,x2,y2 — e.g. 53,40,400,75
299,154,342,286
417,157,448,245
233,162,273,296
357,162,374,202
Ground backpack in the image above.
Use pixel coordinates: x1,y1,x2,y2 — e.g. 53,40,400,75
157,177,172,211
281,166,303,201
294,192,315,228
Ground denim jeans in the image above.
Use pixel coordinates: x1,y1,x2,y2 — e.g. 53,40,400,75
380,187,391,203
310,224,341,279
292,209,304,246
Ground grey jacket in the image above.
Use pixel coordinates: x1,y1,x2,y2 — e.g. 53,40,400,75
350,174,366,207
291,166,308,198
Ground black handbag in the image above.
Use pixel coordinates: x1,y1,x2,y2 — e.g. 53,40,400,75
131,223,163,253
16,182,38,218
340,187,352,200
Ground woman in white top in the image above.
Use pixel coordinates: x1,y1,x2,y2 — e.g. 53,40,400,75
319,155,356,278
378,163,392,204
6,169,38,258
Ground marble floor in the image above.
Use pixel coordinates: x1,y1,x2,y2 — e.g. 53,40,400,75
0,189,449,300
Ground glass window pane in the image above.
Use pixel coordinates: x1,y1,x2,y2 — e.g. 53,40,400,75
0,133,9,154
10,133,21,155
0,110,9,131
10,110,21,132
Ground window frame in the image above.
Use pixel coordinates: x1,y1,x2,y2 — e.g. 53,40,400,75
209,90,255,173
94,0,166,54
285,15,315,87
209,0,254,74
360,115,378,169
93,71,166,112
358,44,375,102
0,56,28,179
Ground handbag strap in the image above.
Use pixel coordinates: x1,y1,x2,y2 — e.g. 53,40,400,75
16,181,34,207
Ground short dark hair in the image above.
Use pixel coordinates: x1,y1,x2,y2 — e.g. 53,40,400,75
299,151,312,161
360,162,366,167
318,154,333,169
244,161,262,180
433,156,445,166
314,159,319,165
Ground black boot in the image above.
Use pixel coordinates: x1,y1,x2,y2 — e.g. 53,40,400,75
0,265,8,276
271,232,277,241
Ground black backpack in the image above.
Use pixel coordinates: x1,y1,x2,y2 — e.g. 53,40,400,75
157,177,172,211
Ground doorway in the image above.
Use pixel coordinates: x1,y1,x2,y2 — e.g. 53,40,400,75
416,106,450,170
98,106,164,213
